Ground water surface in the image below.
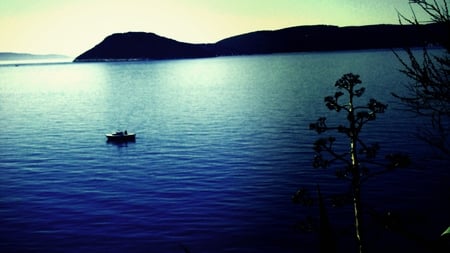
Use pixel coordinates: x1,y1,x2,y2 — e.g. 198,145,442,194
1,50,448,253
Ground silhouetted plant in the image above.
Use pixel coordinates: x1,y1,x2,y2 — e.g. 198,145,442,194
394,0,450,156
294,73,410,253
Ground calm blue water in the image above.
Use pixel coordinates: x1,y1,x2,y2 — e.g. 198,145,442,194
1,50,449,253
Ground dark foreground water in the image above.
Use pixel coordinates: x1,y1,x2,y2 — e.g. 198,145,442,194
1,50,449,253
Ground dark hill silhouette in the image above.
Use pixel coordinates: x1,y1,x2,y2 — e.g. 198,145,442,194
75,32,213,61
214,24,437,54
74,24,446,62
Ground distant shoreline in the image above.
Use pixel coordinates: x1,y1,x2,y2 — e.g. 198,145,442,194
0,52,70,61
1,47,445,67
0,58,74,67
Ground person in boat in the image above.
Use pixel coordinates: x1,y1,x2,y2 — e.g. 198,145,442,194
124,130,127,135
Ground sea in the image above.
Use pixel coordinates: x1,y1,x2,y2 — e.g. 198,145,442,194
0,50,449,253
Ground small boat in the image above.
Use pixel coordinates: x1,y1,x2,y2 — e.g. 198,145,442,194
105,130,136,142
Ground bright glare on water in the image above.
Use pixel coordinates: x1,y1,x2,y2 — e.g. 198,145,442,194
0,50,448,253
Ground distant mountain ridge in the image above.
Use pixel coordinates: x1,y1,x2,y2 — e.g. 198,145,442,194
74,24,446,62
0,52,69,61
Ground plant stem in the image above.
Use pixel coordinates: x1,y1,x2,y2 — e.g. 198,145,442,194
348,83,364,253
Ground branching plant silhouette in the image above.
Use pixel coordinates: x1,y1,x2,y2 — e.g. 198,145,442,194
294,73,410,253
394,0,450,156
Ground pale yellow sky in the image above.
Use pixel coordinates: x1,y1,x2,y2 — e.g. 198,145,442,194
0,0,428,57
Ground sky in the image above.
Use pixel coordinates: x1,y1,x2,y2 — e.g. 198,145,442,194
0,0,431,57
